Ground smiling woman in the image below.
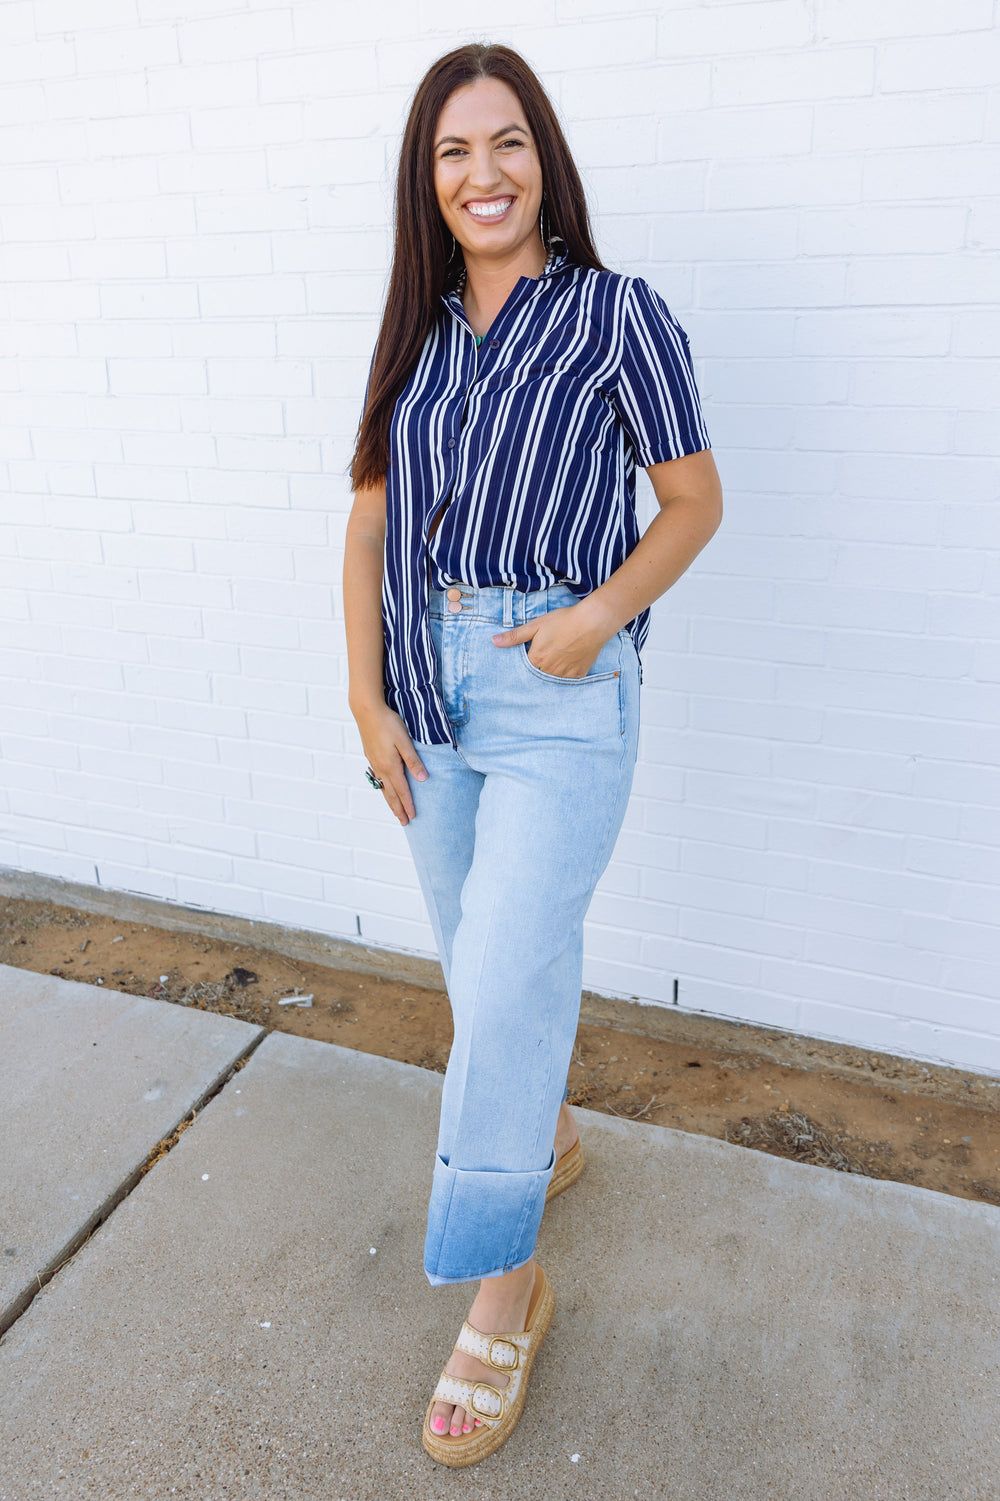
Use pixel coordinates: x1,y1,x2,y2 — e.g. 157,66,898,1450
432,82,546,305
343,43,721,1468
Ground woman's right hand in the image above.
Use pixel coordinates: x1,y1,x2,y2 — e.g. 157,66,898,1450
352,701,428,827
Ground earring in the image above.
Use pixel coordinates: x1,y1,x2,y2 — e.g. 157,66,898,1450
539,196,550,249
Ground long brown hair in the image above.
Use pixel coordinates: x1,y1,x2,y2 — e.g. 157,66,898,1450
350,43,607,491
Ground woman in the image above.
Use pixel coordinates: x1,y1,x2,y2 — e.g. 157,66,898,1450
344,43,721,1466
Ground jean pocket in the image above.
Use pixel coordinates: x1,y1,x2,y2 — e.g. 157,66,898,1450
518,636,623,686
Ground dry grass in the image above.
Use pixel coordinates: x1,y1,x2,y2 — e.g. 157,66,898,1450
140,1109,198,1176
607,1094,659,1122
724,1109,876,1176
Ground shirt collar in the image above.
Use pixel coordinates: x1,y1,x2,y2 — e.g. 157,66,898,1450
539,240,571,278
442,240,572,316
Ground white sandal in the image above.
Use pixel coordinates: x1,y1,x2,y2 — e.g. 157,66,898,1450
421,1264,555,1467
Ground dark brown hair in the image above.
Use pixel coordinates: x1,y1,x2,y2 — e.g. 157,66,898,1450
350,43,607,490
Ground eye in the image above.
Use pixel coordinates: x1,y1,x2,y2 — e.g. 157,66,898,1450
499,137,526,149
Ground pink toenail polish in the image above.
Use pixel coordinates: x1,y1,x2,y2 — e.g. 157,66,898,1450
463,1424,471,1433
433,1417,445,1432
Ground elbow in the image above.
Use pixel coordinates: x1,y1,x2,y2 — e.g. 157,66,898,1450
697,475,723,545
709,485,724,537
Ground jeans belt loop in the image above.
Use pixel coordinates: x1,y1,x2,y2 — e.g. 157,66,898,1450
503,588,514,629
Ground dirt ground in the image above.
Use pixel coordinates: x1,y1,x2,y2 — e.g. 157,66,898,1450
3,895,1000,1211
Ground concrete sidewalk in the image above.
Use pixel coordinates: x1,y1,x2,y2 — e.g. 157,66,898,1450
0,965,997,1500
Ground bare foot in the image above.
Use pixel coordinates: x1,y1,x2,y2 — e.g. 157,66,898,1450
428,1260,536,1442
554,1101,579,1163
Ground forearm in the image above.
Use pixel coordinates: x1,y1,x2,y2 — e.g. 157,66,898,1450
489,451,722,679
584,491,720,637
343,511,388,717
342,489,427,824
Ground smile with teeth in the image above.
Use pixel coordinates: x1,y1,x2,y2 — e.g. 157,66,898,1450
465,198,514,219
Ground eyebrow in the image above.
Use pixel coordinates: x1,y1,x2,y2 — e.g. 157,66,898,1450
434,122,529,149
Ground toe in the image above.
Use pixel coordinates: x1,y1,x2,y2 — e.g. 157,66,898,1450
429,1401,452,1437
449,1404,467,1437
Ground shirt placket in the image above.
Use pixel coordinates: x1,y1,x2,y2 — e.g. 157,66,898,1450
403,261,567,745
423,280,540,554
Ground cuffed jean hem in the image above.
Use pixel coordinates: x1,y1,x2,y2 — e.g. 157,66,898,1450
425,1251,536,1289
423,1154,554,1286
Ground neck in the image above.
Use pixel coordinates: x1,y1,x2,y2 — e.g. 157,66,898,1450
460,235,548,337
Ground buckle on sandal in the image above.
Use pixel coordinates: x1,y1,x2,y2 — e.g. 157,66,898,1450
487,1336,520,1371
470,1382,505,1420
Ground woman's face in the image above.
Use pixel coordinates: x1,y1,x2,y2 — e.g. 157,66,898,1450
433,77,545,273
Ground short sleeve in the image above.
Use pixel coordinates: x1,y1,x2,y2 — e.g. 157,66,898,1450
613,277,710,467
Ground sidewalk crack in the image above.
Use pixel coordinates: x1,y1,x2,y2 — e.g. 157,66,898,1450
0,1028,266,1343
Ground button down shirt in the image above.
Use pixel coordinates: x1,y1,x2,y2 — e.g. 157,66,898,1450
382,248,710,746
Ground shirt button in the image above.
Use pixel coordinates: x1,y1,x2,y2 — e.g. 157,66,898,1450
489,339,500,349
447,438,456,449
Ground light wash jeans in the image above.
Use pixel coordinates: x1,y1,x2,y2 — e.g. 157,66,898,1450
403,583,640,1285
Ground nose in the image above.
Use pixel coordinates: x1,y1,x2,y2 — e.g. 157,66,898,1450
466,145,503,192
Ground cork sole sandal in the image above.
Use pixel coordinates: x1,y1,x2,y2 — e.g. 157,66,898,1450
421,1264,555,1468
545,1137,584,1202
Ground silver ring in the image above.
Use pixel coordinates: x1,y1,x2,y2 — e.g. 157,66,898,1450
365,767,384,791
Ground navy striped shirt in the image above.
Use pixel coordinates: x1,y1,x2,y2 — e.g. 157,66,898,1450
381,247,710,746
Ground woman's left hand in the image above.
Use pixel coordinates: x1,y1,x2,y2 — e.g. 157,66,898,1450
491,599,614,679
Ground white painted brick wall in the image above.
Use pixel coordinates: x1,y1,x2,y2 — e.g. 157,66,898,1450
2,0,999,1073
